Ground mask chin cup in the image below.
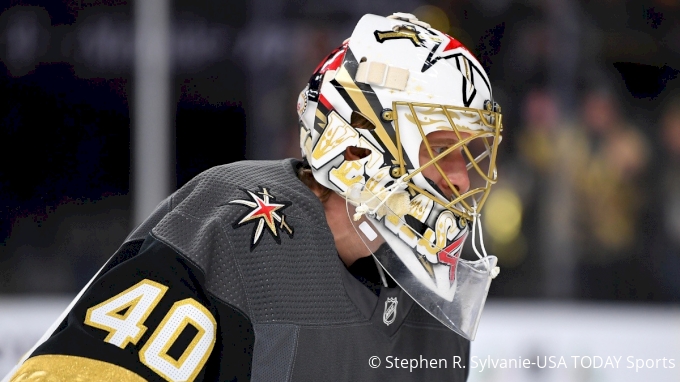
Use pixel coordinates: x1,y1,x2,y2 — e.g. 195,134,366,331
346,182,496,340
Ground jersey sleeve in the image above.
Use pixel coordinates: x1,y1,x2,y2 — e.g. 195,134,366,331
4,234,254,382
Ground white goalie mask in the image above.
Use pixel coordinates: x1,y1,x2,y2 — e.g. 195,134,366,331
298,12,503,340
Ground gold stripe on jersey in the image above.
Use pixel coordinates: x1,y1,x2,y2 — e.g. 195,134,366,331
8,355,147,382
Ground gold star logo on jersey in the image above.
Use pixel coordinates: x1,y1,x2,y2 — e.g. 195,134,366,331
229,187,294,250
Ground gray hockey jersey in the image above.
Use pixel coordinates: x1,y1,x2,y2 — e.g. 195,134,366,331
5,159,470,382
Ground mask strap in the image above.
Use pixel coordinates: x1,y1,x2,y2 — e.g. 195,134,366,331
470,201,500,279
373,256,390,288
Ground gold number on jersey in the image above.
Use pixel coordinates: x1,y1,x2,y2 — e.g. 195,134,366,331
140,299,217,382
85,279,168,348
84,279,217,382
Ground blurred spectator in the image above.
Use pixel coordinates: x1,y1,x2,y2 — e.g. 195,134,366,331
517,89,569,173
516,89,585,298
575,89,652,299
576,89,650,261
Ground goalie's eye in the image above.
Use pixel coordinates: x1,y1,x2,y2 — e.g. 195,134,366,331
431,142,462,156
432,145,451,155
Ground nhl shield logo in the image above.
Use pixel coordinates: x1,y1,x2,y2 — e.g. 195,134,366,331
383,297,398,326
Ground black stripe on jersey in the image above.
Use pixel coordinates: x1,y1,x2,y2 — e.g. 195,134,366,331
31,235,254,382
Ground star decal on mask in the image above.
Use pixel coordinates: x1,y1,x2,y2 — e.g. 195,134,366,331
441,33,466,53
437,231,468,284
229,187,294,250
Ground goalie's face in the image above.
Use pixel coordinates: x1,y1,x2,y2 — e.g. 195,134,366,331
419,130,471,200
394,102,502,223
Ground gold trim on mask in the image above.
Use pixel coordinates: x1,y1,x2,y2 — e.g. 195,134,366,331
8,355,147,382
394,101,502,221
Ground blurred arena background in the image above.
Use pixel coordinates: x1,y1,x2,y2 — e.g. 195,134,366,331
1,0,679,380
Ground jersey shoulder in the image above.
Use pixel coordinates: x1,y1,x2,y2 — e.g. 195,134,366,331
150,159,337,320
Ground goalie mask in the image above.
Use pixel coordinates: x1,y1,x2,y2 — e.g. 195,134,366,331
298,12,502,340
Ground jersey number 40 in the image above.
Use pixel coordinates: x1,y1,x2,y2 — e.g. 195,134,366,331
84,279,216,382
